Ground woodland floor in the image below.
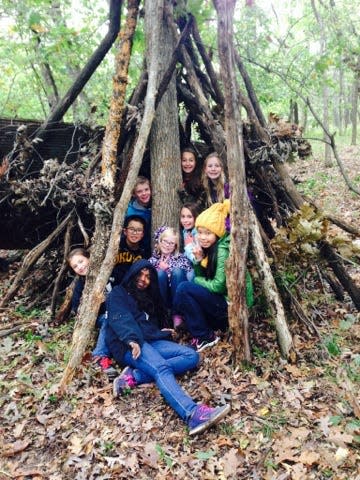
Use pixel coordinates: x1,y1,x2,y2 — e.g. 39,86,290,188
1,145,360,480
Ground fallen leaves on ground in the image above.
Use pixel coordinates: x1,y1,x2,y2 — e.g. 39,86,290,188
1,146,360,479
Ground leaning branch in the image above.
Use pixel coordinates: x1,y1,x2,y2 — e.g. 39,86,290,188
38,0,122,137
249,209,294,359
59,0,163,390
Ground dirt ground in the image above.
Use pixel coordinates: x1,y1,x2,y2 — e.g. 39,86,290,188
1,145,360,479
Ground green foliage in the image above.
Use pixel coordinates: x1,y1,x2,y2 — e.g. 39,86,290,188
16,305,43,318
23,331,43,343
219,422,236,436
323,335,341,357
195,449,216,460
155,443,174,468
101,440,115,455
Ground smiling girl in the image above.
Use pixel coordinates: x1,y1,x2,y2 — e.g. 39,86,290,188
180,203,201,265
177,147,204,206
67,248,118,379
174,201,231,352
149,226,193,328
201,152,229,208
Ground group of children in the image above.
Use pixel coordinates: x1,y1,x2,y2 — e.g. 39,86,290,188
66,147,251,435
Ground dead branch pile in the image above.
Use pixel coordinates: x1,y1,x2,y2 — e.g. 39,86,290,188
0,3,359,346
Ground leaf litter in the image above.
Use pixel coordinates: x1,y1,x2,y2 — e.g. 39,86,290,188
1,146,360,479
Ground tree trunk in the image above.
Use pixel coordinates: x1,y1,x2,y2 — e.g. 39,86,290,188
214,0,250,363
351,67,359,145
310,0,332,167
148,1,181,232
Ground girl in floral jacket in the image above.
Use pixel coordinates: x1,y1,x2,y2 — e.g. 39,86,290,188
149,226,193,328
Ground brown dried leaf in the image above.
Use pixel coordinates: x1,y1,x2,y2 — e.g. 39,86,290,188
2,439,31,457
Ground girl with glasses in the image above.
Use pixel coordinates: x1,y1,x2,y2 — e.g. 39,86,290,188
149,226,193,329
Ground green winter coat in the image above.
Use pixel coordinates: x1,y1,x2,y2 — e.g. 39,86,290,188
194,234,230,296
193,234,254,307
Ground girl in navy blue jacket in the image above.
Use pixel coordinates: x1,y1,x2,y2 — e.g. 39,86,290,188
106,259,230,436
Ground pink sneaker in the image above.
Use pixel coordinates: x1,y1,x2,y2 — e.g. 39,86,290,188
172,314,184,329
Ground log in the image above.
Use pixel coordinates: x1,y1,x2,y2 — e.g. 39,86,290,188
319,240,360,310
249,208,294,359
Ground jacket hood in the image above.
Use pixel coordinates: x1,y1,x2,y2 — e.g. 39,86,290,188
121,259,157,287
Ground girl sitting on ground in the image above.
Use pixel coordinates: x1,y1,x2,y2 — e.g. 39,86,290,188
67,248,117,379
107,259,231,436
174,200,230,352
148,226,193,329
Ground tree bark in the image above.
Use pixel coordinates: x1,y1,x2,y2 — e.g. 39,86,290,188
101,0,140,189
214,0,250,363
249,209,294,359
0,212,74,307
149,1,182,233
319,241,360,311
59,0,163,390
167,13,226,159
351,66,359,145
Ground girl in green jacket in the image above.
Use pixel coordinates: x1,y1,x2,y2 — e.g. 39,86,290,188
173,200,230,352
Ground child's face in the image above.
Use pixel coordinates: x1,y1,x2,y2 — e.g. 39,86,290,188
181,152,196,174
124,220,144,246
69,254,90,276
136,268,151,290
134,182,151,206
180,207,195,230
204,156,222,181
159,233,177,255
197,227,217,249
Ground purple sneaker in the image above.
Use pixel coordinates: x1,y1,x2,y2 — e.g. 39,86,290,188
113,366,137,398
188,403,231,436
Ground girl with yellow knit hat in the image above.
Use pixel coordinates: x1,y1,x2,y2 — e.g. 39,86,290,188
173,200,230,352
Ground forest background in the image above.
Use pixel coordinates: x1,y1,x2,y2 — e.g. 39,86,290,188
0,0,360,479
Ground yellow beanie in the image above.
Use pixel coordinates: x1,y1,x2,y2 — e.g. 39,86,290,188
195,199,230,238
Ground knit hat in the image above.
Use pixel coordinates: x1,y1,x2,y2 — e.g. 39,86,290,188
195,199,230,238
154,225,169,243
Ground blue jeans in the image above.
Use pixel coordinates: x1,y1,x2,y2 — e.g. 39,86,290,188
173,281,228,339
157,268,187,310
92,314,111,358
123,340,199,421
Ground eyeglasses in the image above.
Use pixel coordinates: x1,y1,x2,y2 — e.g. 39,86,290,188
161,239,176,247
127,227,144,234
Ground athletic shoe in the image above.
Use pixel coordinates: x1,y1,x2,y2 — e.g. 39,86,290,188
172,314,184,330
190,334,220,352
188,403,231,436
113,366,137,398
97,357,118,380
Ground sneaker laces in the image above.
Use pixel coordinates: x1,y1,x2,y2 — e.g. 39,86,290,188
195,404,213,418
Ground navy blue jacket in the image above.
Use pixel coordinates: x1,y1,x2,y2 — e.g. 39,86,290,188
105,259,171,365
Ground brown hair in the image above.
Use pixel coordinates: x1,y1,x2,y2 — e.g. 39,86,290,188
180,202,201,223
67,248,90,265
